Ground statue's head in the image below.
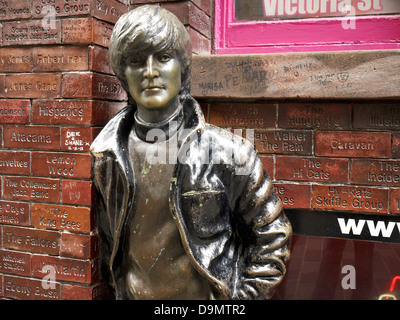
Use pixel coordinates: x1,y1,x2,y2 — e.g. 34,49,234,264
109,5,192,109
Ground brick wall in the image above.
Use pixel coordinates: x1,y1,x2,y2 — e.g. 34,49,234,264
200,100,400,215
0,0,129,300
0,0,212,301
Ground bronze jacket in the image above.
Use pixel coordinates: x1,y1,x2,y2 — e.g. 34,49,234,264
90,97,292,300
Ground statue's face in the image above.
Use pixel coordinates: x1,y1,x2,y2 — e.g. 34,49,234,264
125,51,181,110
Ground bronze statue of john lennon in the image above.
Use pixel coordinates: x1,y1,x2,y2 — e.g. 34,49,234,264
90,5,292,300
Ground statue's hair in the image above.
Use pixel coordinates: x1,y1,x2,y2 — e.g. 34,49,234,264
109,5,192,103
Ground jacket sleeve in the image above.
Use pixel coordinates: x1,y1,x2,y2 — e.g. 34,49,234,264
233,150,292,300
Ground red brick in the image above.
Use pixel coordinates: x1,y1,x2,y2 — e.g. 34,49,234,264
92,73,126,100
0,200,30,226
31,152,92,179
3,226,61,255
260,156,274,177
393,132,400,158
353,102,400,130
0,274,2,297
0,0,31,20
0,48,32,72
0,75,5,97
62,180,93,206
161,1,210,37
252,129,313,155
274,183,311,209
187,27,210,55
62,18,114,47
31,203,93,233
32,0,90,18
89,45,113,74
62,72,126,100
315,131,391,158
3,125,60,150
209,102,276,128
191,0,212,16
0,100,30,124
390,188,400,214
0,151,30,175
32,99,92,125
276,156,349,183
62,127,101,152
62,282,113,300
62,17,93,44
312,185,389,214
3,176,60,203
278,102,351,129
3,275,61,300
5,73,61,98
350,159,400,186
92,0,128,24
61,233,99,259
31,255,99,284
32,46,89,72
2,20,61,46
0,249,31,276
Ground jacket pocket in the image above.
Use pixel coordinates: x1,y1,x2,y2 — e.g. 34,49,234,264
181,190,230,240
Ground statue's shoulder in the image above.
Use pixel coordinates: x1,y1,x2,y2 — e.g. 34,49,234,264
90,105,134,156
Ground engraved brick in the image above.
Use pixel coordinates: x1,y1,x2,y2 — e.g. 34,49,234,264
61,233,99,259
62,17,114,47
3,275,61,300
315,131,391,158
32,99,125,125
0,200,30,226
62,127,101,152
92,73,126,100
274,183,311,209
3,125,60,150
390,188,400,214
351,159,400,186
3,226,61,255
312,185,389,214
31,152,92,179
0,249,31,276
31,203,92,232
32,255,99,284
62,72,126,100
4,73,61,98
62,180,93,206
62,17,93,44
278,102,351,130
252,129,313,155
32,99,93,125
93,0,128,24
32,46,88,72
32,0,90,18
353,103,400,130
0,100,30,124
0,48,32,72
3,176,60,203
2,20,61,46
0,151,30,175
276,156,349,183
62,282,113,300
0,0,31,20
209,102,276,128
0,274,2,297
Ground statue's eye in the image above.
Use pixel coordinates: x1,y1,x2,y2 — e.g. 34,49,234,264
129,56,144,65
158,54,171,62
